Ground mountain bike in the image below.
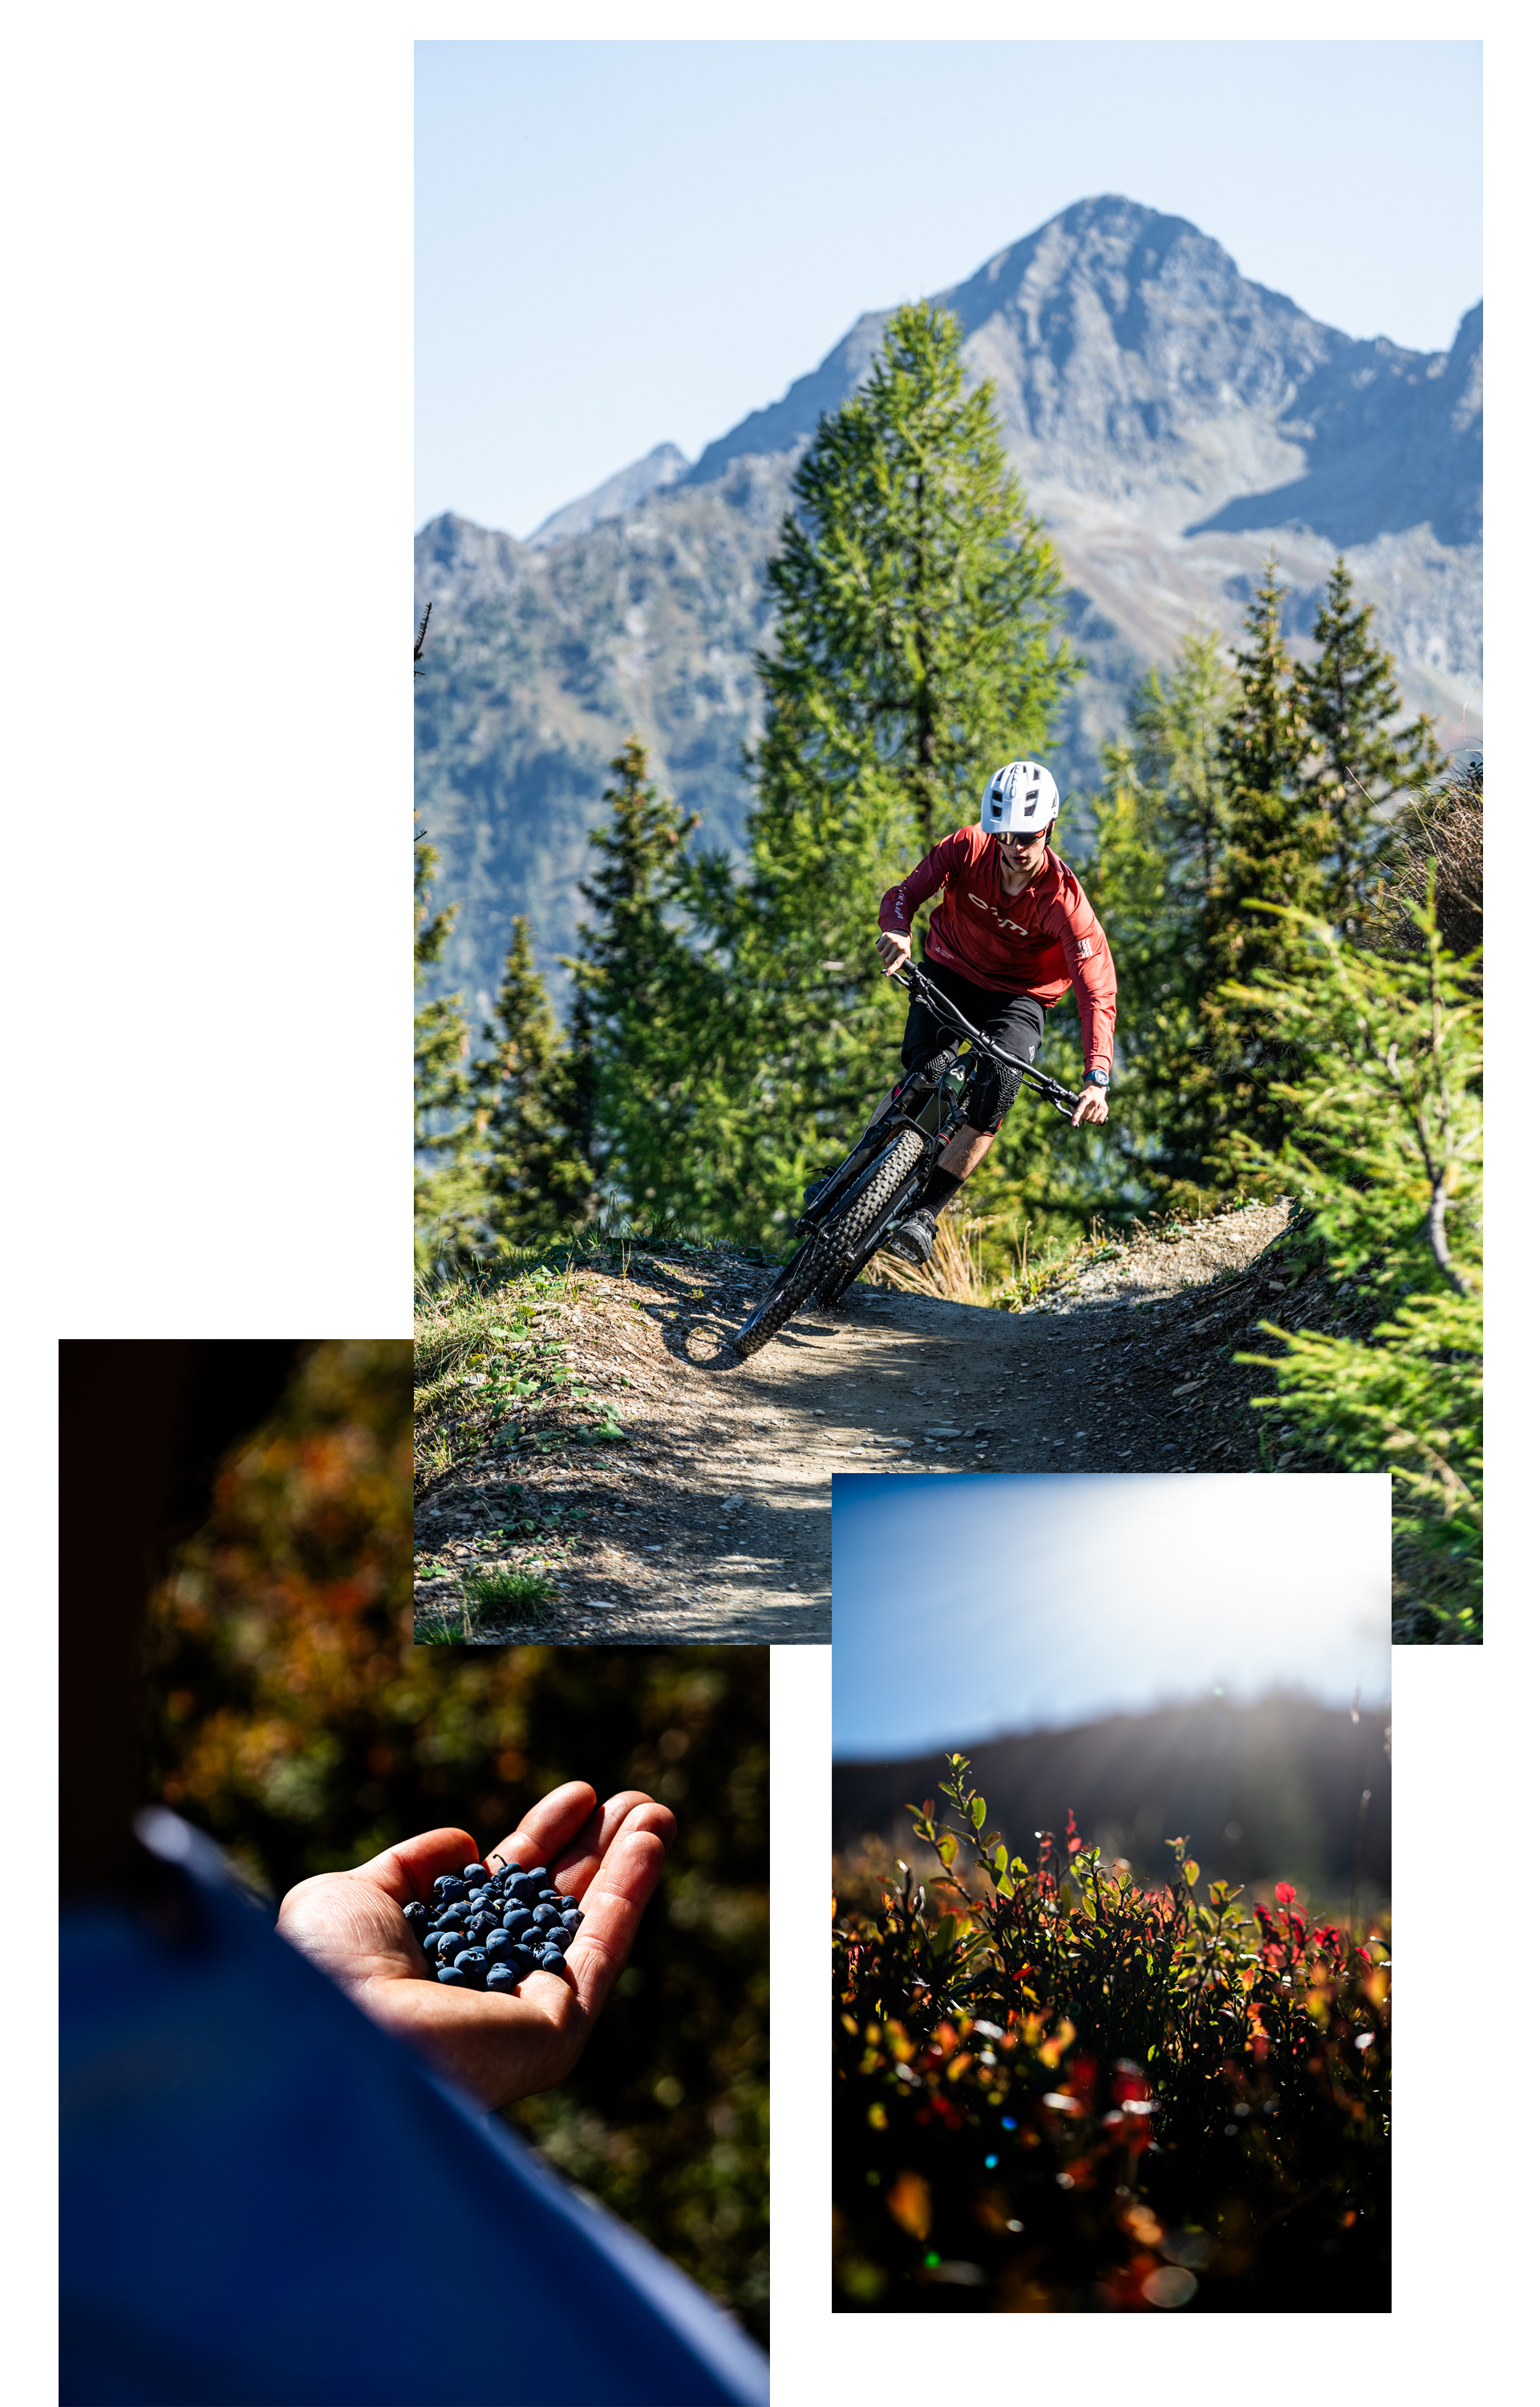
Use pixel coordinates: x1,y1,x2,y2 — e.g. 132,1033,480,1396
730,962,1081,1359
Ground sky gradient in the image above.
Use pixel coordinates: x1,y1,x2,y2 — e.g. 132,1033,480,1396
416,39,1481,537
832,1472,1391,1760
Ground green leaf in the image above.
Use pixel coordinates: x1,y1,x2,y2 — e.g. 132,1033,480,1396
1183,1859,1200,1889
993,1844,1008,1873
936,1833,957,1868
970,1797,987,1830
996,1875,1015,1901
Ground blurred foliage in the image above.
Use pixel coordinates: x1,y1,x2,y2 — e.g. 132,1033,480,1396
144,1339,768,2345
833,1755,1388,2314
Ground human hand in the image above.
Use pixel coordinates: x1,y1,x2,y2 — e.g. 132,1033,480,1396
277,1781,675,2109
1071,1084,1109,1128
876,929,911,976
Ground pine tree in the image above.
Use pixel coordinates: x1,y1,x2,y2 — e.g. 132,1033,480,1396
1079,628,1238,1195
692,300,1080,1247
1206,560,1323,976
1125,623,1237,900
1298,558,1443,931
565,738,719,1227
472,917,593,1246
1176,559,1328,1189
413,832,481,1264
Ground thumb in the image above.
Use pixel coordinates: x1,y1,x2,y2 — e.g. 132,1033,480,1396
346,1828,480,1906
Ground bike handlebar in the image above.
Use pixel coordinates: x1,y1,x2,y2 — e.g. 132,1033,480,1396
897,962,1084,1121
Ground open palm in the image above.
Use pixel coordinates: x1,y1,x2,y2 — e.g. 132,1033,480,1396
277,1780,676,2109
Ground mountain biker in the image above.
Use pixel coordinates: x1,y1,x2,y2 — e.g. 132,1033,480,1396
873,758,1116,1266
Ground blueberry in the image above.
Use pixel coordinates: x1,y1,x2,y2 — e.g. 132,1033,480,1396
464,1863,490,1888
525,1866,549,1885
467,1914,497,1943
510,1945,537,1974
532,1906,557,1931
440,1902,470,1928
503,1905,533,1934
437,1966,467,1986
427,1931,455,1960
403,1901,429,1931
546,1926,573,1954
561,1907,582,1927
486,1963,517,1993
454,1948,489,1989
439,1877,468,1904
508,1875,539,1905
537,1948,565,1972
484,1929,512,1959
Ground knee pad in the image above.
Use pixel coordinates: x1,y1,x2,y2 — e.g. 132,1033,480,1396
965,1057,1026,1134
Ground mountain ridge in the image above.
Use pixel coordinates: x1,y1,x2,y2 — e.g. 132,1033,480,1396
415,193,1481,1022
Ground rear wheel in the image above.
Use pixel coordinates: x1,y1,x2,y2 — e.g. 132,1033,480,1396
732,1131,924,1358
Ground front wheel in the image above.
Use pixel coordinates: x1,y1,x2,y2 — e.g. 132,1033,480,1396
731,1130,925,1359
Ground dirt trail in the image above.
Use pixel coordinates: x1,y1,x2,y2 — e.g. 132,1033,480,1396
415,1198,1317,1647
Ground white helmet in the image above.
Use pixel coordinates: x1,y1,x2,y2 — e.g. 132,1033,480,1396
980,758,1060,835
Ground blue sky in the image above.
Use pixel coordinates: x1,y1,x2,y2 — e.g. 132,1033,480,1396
832,1472,1391,1760
416,39,1481,538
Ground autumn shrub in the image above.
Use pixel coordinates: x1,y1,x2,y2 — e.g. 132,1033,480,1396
146,1342,768,2344
833,1754,1388,2314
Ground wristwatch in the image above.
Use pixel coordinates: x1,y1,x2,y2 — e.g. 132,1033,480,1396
1084,1068,1110,1089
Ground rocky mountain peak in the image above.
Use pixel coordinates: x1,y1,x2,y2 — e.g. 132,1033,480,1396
528,440,687,547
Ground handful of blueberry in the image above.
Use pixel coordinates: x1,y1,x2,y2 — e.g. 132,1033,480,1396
400,1855,585,1994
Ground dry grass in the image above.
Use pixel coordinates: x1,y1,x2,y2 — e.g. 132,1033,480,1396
861,1212,1002,1305
858,1197,1296,1317
1375,761,1483,968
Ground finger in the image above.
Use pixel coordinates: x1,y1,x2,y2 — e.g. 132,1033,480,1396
561,1820,671,2025
487,1780,598,1877
549,1792,677,1895
344,1827,480,1907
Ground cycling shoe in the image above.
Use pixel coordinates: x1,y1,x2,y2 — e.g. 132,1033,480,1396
886,1207,937,1267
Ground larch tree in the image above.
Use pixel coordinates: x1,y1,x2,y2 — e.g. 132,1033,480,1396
696,299,1080,1246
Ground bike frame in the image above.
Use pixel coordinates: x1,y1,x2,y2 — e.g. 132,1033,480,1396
793,960,1081,1245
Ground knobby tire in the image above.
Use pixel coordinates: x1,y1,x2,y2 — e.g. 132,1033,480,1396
731,1130,925,1360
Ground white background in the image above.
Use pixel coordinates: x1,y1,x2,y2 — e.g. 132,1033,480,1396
10,2,1530,2394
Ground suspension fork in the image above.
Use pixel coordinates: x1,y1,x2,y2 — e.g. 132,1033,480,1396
793,1063,951,1236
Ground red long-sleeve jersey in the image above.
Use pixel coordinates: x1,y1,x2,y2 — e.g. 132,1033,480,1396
880,828,1117,1079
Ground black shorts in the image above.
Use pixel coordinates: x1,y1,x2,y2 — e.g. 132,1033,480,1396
900,951,1046,1134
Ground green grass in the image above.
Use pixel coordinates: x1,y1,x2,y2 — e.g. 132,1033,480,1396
414,1212,757,1492
415,1565,558,1646
463,1565,557,1618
